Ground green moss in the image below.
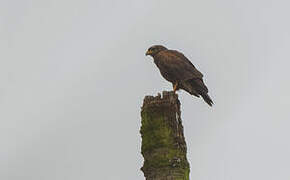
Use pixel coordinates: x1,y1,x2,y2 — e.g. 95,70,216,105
140,109,173,154
140,99,189,180
184,168,190,180
140,108,189,177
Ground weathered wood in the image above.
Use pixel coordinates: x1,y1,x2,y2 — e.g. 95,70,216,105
140,91,190,180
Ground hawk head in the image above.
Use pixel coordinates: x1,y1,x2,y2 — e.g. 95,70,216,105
146,45,167,57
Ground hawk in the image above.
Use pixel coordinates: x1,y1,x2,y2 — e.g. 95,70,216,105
146,45,213,106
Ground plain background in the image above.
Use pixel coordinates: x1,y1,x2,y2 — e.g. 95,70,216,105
1,0,290,179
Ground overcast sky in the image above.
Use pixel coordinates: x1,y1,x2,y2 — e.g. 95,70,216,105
1,0,290,179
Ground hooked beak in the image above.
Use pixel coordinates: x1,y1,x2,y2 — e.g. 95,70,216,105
145,50,152,56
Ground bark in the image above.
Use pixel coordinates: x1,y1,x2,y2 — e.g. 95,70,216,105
140,91,190,180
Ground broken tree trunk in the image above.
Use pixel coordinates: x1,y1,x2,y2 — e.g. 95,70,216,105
140,91,190,180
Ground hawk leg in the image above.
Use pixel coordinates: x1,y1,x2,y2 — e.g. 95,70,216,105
173,82,178,93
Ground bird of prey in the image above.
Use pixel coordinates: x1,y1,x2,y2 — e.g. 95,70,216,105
146,45,213,106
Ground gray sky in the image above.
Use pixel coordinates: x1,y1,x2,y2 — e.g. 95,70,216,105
1,0,290,179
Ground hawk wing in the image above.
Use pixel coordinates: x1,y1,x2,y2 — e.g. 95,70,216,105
156,50,203,81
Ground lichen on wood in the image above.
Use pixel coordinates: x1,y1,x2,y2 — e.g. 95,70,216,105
140,91,190,180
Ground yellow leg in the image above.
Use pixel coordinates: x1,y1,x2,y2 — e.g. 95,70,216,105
173,82,178,93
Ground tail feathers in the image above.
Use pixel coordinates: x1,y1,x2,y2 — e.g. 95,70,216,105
201,93,213,107
181,79,214,106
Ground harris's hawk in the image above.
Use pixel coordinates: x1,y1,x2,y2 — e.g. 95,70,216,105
146,45,213,106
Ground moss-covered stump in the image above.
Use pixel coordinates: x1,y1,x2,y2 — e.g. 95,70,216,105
140,91,190,180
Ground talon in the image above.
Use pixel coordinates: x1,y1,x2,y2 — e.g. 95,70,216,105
173,82,178,93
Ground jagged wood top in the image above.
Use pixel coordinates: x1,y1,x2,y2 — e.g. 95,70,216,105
142,91,179,110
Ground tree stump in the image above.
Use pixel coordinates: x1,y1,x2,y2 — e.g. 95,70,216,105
140,91,190,180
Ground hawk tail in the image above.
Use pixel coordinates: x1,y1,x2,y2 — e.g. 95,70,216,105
181,79,214,106
201,93,213,107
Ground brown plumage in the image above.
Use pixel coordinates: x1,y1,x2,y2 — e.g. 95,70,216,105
146,45,213,106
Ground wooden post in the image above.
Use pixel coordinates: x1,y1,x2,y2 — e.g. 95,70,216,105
140,91,190,180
